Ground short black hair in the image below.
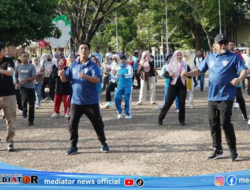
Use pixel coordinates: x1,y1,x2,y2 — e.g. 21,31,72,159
0,42,6,52
107,47,113,52
21,52,29,57
16,59,21,63
79,42,91,50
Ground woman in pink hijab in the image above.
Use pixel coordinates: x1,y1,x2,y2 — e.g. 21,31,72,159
137,51,158,105
158,50,191,126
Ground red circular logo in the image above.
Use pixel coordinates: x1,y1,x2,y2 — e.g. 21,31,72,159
23,176,31,184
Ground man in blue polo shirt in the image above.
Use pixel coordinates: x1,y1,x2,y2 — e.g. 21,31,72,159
182,34,247,161
58,42,109,155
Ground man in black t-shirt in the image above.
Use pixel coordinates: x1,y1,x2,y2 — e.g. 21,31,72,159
0,42,16,151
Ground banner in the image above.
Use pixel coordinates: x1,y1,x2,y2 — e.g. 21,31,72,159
0,162,250,189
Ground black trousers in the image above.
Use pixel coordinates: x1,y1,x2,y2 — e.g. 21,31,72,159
102,75,110,91
15,88,23,111
133,70,140,88
193,77,198,87
20,87,35,122
242,79,246,90
247,78,250,95
69,104,106,147
41,76,55,100
106,82,117,102
235,87,247,118
159,81,187,123
208,101,236,150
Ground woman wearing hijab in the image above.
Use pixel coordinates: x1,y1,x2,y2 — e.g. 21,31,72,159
67,53,75,66
183,50,195,109
158,50,191,126
137,51,158,105
41,54,56,102
101,54,112,91
161,54,179,112
32,57,44,109
103,54,120,109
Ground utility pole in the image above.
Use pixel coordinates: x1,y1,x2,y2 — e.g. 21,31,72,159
219,0,222,34
165,0,169,55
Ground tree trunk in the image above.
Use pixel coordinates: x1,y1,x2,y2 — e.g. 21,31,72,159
190,23,201,50
203,29,212,51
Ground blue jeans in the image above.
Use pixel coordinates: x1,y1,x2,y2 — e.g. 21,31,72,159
35,82,42,106
198,73,205,91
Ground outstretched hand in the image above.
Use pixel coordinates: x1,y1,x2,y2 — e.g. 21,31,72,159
181,71,187,78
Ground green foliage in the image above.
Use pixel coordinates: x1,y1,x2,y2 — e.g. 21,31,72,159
0,0,58,46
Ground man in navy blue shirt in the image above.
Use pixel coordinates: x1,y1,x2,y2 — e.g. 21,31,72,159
58,42,109,155
182,34,247,161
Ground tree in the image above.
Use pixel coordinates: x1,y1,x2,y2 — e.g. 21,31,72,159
0,0,58,46
57,0,129,50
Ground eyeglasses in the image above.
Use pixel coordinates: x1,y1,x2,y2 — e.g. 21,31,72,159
113,59,117,60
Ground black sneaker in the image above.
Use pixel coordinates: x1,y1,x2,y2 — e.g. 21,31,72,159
158,119,163,125
66,147,78,155
23,111,27,118
28,121,34,126
180,122,186,126
230,149,239,161
207,148,224,160
2,116,5,120
101,143,110,153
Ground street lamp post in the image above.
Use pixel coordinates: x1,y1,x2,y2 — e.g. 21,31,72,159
219,0,222,34
165,0,169,55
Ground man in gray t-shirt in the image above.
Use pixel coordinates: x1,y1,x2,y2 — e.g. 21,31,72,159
15,52,37,126
16,63,36,89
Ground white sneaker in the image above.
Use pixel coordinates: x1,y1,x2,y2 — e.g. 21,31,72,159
65,114,70,119
36,105,40,109
50,100,54,103
234,103,239,109
41,97,48,102
125,115,132,119
137,101,142,105
118,114,122,119
151,102,156,105
18,110,23,114
51,113,60,118
176,109,179,113
248,117,250,125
